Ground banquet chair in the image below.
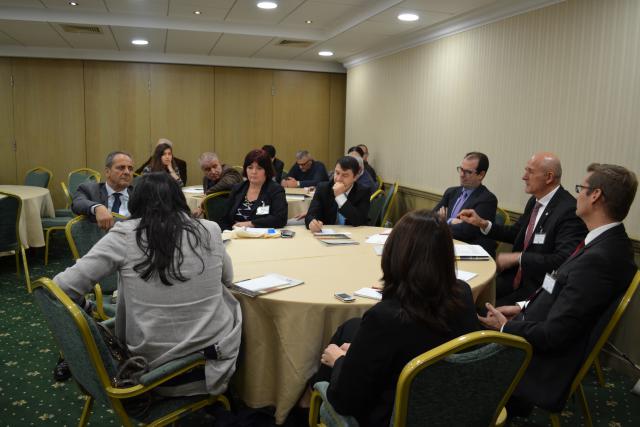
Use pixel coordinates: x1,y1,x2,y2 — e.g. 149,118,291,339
203,191,231,225
376,175,383,191
309,331,532,427
32,277,230,427
548,270,640,427
66,215,124,320
0,191,31,292
56,168,102,217
494,207,511,253
42,215,74,265
380,182,399,227
24,166,53,188
368,189,385,226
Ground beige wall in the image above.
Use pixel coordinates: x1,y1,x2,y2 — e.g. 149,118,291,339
346,0,640,239
2,59,346,206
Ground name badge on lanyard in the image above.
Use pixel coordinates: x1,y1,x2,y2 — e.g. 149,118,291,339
533,233,546,244
542,273,556,294
256,204,270,215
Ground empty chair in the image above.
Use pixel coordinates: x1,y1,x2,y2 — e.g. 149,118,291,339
0,191,31,292
24,166,53,188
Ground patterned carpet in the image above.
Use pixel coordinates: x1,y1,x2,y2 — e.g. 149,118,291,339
1,235,639,426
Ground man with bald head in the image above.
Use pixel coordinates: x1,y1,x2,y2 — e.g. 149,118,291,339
460,152,587,305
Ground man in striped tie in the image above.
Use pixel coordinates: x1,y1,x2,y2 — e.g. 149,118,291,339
478,163,637,417
459,152,586,306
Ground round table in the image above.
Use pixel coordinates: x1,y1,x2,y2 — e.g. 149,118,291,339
182,186,312,220
224,225,496,423
0,185,55,248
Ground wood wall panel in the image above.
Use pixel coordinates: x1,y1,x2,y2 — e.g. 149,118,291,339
0,59,16,184
149,64,214,186
328,74,347,168
273,71,331,169
84,61,150,172
12,59,85,207
214,67,273,167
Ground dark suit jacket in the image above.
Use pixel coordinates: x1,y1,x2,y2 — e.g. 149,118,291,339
273,158,285,183
504,224,636,411
72,182,134,220
136,156,188,185
433,185,498,256
327,281,480,427
220,180,287,230
305,181,370,227
287,160,329,188
489,186,587,297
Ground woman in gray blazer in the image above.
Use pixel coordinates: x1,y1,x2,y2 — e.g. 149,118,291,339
54,172,242,396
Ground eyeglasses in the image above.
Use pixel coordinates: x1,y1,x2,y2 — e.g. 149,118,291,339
575,184,593,194
297,159,312,168
456,166,477,176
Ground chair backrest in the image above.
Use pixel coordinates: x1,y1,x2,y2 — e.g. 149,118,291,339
368,189,385,226
0,191,22,252
495,207,510,226
66,215,118,293
24,166,52,188
376,175,383,191
32,277,118,406
60,181,73,208
393,330,532,427
68,168,101,195
203,191,231,224
232,165,244,174
380,181,399,227
568,269,640,396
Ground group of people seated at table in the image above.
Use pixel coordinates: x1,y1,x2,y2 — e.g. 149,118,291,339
57,138,637,426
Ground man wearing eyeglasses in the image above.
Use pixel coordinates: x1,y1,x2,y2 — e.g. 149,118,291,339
477,163,637,416
433,152,498,256
282,150,329,188
459,152,586,306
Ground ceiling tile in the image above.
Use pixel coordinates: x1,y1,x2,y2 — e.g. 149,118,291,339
104,0,169,16
0,30,20,45
210,33,273,57
110,26,166,52
253,39,317,60
166,29,221,55
0,0,45,7
369,6,452,30
225,0,305,25
168,0,230,22
40,0,108,13
398,0,497,15
53,23,118,49
0,20,69,47
280,1,360,30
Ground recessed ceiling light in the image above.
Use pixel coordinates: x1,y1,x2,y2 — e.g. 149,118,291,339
69,1,78,5
257,1,278,9
318,51,334,57
131,39,149,46
193,10,201,15
398,13,419,22
305,20,313,24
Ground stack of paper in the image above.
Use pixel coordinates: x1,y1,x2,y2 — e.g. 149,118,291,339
233,227,281,238
232,273,304,297
456,270,478,281
354,287,383,301
314,232,358,245
365,234,388,244
183,187,204,194
454,244,491,260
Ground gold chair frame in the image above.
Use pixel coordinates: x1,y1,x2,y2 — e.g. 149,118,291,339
32,277,230,427
25,166,53,188
1,191,31,293
380,182,399,227
202,191,231,221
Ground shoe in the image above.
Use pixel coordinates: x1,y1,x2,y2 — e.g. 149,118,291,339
53,358,71,382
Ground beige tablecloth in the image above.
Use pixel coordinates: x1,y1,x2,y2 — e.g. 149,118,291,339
225,225,496,423
0,185,55,249
182,186,311,220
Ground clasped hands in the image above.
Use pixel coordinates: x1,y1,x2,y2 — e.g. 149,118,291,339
478,303,522,330
320,343,351,368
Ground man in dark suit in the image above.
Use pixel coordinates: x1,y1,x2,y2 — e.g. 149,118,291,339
135,138,188,184
262,144,285,183
460,152,587,305
479,163,638,415
305,156,370,232
282,150,329,188
72,151,135,230
433,152,498,256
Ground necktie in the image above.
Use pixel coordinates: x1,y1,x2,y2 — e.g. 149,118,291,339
337,212,346,225
449,189,469,220
569,240,585,258
111,193,122,214
513,201,543,289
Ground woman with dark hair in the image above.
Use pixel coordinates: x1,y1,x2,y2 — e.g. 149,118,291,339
313,210,479,426
220,149,288,230
305,156,370,232
142,142,184,187
53,172,242,396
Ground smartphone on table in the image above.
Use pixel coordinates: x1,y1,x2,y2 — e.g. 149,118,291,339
334,292,355,303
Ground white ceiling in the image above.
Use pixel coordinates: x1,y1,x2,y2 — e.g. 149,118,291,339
0,0,562,72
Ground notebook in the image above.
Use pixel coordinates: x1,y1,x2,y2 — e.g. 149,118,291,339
231,274,304,297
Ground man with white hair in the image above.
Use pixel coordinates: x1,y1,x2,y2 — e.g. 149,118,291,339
199,152,242,194
135,138,188,184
